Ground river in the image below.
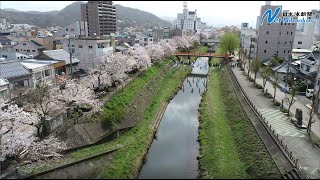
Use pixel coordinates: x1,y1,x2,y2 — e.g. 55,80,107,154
138,57,208,179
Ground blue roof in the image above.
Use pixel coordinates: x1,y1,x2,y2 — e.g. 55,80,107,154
0,61,31,80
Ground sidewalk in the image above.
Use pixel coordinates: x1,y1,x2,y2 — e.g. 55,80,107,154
235,56,320,141
231,63,320,178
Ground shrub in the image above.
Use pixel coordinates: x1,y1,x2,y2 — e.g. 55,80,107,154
273,100,281,106
280,107,288,113
255,84,263,89
264,93,273,98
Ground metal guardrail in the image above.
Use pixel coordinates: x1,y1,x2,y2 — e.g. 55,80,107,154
226,64,310,179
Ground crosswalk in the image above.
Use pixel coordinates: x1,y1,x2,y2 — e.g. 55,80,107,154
258,108,307,138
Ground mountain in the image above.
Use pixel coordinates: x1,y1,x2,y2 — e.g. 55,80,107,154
0,2,172,29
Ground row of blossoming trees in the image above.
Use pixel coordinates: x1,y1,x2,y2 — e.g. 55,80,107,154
0,34,200,165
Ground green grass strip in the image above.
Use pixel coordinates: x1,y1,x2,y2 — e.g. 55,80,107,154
199,68,247,179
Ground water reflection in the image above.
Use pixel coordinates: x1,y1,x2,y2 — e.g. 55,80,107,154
139,58,208,179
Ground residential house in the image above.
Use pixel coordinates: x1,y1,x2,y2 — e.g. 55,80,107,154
272,61,299,83
14,40,47,57
0,78,10,101
20,60,56,87
135,32,153,46
0,61,32,90
35,49,80,75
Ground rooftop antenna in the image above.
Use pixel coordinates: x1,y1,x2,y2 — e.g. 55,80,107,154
183,1,188,10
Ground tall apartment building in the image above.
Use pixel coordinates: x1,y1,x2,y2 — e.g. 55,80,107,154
240,23,257,59
256,2,297,61
81,1,116,37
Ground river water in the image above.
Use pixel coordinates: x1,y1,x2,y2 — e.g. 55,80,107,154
138,57,208,179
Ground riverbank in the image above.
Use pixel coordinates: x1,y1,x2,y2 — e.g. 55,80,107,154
198,67,281,179
98,65,191,178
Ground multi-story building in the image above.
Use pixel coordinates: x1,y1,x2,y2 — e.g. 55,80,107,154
135,32,153,46
173,1,202,33
81,1,116,37
256,2,297,61
240,23,257,59
62,35,115,70
54,21,88,38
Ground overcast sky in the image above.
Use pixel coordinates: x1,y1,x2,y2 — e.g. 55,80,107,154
2,1,320,27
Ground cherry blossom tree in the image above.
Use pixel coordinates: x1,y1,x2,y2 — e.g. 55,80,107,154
126,46,151,69
145,43,165,63
104,52,128,86
0,101,67,162
54,78,99,110
159,39,177,57
27,136,67,162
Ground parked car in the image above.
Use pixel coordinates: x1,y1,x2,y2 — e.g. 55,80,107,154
306,89,314,98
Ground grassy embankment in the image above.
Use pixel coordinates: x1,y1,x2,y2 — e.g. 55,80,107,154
72,65,191,178
198,67,281,179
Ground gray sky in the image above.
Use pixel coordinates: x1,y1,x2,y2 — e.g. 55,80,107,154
2,1,320,27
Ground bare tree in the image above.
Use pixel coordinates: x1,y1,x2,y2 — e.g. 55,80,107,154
284,80,299,116
251,58,262,84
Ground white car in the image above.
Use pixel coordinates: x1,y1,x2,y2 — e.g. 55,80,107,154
306,89,314,98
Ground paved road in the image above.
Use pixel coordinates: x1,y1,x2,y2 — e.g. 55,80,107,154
231,63,320,179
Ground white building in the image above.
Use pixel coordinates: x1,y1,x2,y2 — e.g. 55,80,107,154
240,23,257,59
293,11,319,50
20,60,56,87
173,1,202,32
0,78,10,101
62,37,114,70
54,21,88,38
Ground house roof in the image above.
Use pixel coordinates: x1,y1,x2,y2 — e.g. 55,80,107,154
40,49,80,65
300,53,319,65
0,61,31,79
0,78,9,86
272,61,299,74
20,61,53,70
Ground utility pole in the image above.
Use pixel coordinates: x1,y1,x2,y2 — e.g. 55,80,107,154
68,33,73,79
247,35,253,77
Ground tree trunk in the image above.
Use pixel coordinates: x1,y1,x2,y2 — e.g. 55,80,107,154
254,72,257,84
273,86,277,103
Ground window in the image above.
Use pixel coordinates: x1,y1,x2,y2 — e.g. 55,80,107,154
287,31,289,35
66,28,68,31
284,50,286,53
298,41,302,44
32,50,36,52
2,55,7,58
264,50,266,53
291,32,293,35
15,80,25,88
285,41,287,44
266,31,269,34
27,50,30,52
16,49,19,52
278,42,280,44
17,57,19,59
24,49,26,51
306,65,310,72
279,32,281,35
88,46,93,49
23,43,26,46
284,23,287,25
44,69,50,77
265,40,268,44
79,45,83,48
288,50,290,53
288,23,290,25
277,51,279,54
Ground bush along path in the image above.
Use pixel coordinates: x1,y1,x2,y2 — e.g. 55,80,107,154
198,67,281,179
